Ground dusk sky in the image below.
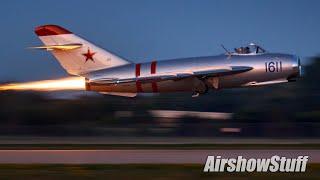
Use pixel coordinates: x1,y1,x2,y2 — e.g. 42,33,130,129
1,0,320,81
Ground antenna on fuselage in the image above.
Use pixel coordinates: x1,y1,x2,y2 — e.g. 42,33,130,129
221,44,232,59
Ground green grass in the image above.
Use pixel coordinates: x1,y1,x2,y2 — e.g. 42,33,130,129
0,143,319,150
0,164,319,179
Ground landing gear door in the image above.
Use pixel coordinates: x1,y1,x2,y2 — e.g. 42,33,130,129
208,77,219,89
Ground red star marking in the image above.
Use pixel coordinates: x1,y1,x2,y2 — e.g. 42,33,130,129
82,48,96,63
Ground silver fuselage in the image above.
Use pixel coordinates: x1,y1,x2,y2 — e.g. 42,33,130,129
84,53,300,94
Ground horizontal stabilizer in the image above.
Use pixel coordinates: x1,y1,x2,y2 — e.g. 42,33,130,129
29,43,83,51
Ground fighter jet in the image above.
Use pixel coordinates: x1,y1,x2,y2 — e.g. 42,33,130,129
32,24,301,97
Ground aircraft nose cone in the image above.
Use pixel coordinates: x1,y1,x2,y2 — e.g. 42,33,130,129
288,55,302,81
299,63,303,77
296,56,303,77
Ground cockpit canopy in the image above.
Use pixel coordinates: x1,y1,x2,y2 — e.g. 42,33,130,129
233,43,266,55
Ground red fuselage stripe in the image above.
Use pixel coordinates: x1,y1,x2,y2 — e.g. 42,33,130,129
150,61,158,92
136,81,143,93
135,63,142,92
151,61,157,74
135,63,141,77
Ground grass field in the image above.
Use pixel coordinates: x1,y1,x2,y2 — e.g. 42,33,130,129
0,164,318,179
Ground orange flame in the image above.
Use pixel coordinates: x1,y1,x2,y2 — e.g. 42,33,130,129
0,77,85,91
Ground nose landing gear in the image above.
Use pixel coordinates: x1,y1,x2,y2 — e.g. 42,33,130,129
191,78,209,98
191,77,219,98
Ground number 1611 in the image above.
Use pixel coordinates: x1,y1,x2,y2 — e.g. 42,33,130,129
265,61,282,72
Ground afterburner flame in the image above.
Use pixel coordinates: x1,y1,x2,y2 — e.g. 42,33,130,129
0,77,85,91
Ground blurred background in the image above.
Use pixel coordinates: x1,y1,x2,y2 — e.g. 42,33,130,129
0,0,320,139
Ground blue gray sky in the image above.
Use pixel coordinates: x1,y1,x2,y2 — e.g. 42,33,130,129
1,0,319,81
